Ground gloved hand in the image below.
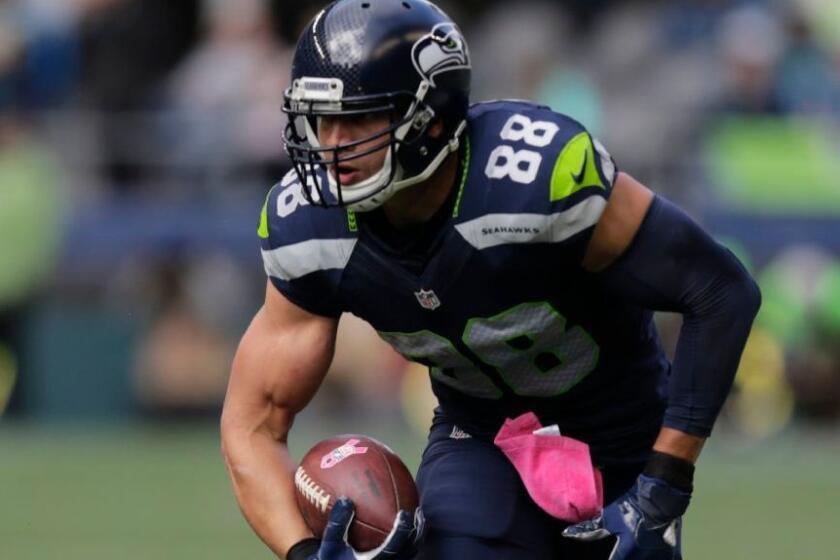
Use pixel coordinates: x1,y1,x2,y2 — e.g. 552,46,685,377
288,498,424,560
562,474,690,560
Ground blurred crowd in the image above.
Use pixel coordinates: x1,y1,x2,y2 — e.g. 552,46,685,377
1,0,840,437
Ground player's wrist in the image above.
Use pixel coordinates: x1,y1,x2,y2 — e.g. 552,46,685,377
286,537,320,560
643,450,695,492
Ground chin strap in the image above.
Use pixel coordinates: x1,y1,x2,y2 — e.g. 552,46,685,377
394,120,467,190
347,119,467,212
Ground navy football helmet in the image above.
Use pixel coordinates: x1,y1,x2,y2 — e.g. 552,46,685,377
282,0,471,211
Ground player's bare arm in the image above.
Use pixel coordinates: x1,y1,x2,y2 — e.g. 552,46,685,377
585,172,759,463
584,173,706,463
563,169,761,549
583,172,655,273
566,169,761,548
221,281,338,558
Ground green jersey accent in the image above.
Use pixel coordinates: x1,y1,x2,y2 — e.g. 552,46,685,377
347,210,358,232
257,194,270,239
452,136,471,218
549,132,605,202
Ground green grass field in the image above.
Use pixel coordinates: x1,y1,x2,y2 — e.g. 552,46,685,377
1,419,838,559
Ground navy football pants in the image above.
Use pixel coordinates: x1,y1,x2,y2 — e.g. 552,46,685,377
415,420,672,559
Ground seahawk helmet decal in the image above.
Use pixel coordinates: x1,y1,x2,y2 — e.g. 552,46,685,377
283,0,471,212
412,22,471,87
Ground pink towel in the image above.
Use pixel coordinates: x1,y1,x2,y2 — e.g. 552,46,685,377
493,412,603,523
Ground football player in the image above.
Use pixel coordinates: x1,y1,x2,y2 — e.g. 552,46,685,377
220,1,761,559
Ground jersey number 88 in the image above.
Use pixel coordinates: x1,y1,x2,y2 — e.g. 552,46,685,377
380,302,599,399
484,115,560,185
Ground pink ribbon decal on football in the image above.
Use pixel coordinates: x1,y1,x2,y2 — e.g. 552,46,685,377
494,412,603,523
320,438,370,469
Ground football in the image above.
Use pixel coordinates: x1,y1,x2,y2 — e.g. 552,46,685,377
294,435,419,551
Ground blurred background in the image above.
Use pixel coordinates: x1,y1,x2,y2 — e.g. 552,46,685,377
1,0,839,558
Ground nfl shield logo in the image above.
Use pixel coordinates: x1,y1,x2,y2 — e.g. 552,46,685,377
414,289,441,310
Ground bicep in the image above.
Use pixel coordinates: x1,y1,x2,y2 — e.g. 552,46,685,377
222,281,338,441
583,172,654,272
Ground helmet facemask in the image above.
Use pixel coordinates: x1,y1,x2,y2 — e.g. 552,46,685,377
283,78,463,212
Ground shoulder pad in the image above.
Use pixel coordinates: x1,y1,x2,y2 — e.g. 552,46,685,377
455,102,617,249
259,169,357,282
259,170,356,247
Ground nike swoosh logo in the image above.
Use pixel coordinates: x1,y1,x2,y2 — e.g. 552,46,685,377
571,150,587,184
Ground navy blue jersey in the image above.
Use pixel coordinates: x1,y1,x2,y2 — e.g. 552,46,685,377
260,101,670,465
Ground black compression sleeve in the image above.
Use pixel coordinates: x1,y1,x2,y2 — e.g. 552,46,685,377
598,196,761,436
